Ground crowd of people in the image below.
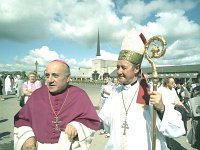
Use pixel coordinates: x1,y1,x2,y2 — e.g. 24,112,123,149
0,28,200,150
0,72,43,103
188,72,200,149
0,74,22,100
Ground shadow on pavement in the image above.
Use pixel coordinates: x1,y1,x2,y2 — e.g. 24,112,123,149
3,95,16,100
0,119,8,123
167,138,187,150
0,132,11,141
0,140,13,150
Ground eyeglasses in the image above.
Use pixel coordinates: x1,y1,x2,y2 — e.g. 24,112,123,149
44,73,69,79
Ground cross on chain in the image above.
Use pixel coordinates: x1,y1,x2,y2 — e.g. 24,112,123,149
52,116,62,131
121,119,129,135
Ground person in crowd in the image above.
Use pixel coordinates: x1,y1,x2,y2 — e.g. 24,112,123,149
159,76,188,135
4,75,12,95
14,59,100,150
10,74,15,93
15,75,24,101
22,71,42,104
188,72,200,149
112,77,120,92
175,79,190,101
13,75,19,94
191,72,200,98
143,73,152,88
186,81,193,93
99,73,114,110
99,72,113,137
175,79,191,117
98,28,185,150
0,75,4,101
159,76,190,149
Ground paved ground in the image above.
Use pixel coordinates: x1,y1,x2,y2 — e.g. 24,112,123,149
0,83,197,150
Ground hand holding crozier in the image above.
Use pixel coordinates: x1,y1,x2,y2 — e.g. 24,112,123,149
149,91,164,112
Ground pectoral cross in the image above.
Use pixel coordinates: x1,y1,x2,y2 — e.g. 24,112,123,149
121,119,129,135
52,116,61,131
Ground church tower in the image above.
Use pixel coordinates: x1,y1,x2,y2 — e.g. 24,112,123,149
96,29,101,56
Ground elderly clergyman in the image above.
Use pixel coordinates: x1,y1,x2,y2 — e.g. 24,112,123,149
14,60,100,150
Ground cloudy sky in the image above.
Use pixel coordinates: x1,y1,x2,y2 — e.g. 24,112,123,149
0,0,199,76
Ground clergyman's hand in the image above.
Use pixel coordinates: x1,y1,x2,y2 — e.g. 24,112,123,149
65,124,78,141
149,91,165,112
22,136,37,150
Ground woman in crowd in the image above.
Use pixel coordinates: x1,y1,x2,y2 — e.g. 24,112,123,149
22,71,42,104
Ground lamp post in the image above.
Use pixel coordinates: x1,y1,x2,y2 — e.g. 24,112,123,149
35,61,38,74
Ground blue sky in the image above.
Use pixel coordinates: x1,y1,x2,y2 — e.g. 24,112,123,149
0,0,200,76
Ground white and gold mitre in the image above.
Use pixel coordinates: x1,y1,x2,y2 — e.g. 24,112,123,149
118,28,146,65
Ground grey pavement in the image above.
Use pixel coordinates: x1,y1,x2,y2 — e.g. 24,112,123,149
0,83,197,150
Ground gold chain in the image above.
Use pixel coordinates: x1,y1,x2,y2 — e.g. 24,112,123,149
48,88,69,117
122,85,139,115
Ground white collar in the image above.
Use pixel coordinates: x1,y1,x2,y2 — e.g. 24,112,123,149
122,80,139,91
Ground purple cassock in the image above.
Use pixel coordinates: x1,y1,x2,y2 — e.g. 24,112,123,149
14,85,101,143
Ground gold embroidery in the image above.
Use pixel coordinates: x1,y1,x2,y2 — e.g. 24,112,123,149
118,50,144,65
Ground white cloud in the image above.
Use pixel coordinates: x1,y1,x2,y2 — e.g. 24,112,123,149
0,0,199,75
121,0,198,23
0,0,56,41
0,46,118,76
99,50,118,60
0,46,65,74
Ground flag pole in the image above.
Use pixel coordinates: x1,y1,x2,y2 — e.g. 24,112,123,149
144,35,167,150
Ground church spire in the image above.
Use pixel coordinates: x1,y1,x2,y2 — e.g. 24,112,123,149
96,29,101,56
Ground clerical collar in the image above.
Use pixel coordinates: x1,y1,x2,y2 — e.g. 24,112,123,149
123,80,138,90
123,80,137,86
130,80,138,86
